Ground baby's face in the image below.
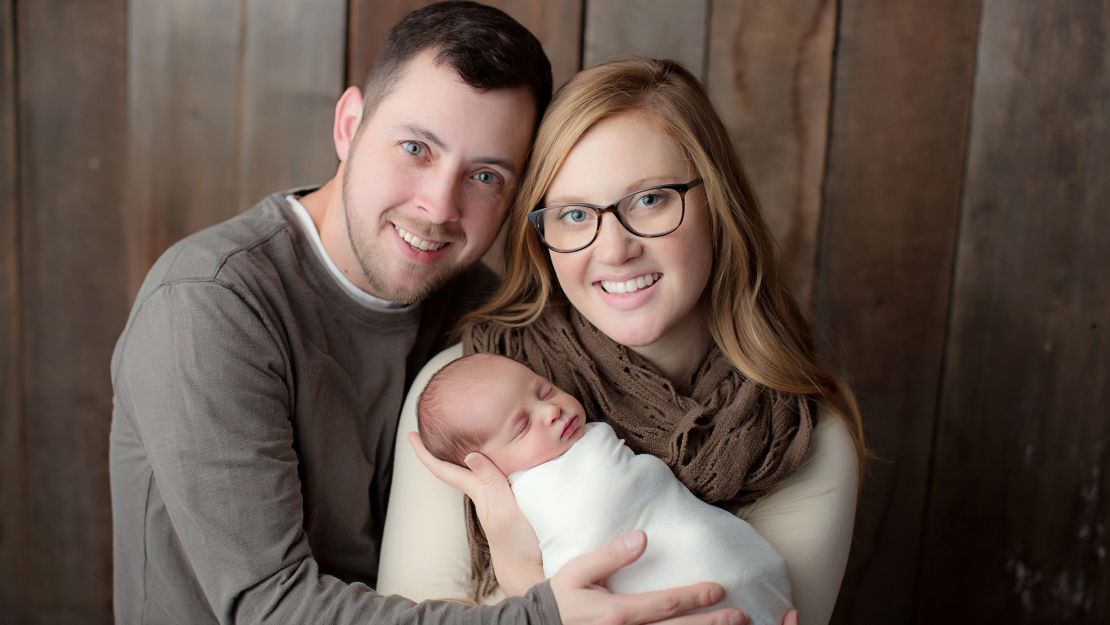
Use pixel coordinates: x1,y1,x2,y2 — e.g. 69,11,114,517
464,358,587,475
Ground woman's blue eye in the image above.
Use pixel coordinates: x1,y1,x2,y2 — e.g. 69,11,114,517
401,141,425,157
560,208,589,223
639,193,661,206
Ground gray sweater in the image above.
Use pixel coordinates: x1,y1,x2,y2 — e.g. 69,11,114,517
109,192,559,625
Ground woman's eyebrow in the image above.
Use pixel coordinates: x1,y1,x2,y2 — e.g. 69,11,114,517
546,175,678,205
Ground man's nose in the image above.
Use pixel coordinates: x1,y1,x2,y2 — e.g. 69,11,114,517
415,167,461,224
592,213,641,265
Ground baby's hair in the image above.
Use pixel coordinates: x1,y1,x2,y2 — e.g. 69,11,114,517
417,353,503,466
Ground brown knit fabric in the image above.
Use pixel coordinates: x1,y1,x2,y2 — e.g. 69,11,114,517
459,305,817,596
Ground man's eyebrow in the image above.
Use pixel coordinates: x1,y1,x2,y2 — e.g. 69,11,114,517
399,124,517,176
400,124,447,150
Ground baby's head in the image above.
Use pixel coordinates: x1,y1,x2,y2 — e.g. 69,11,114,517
417,353,586,475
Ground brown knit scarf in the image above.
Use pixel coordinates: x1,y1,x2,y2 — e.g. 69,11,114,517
459,305,816,597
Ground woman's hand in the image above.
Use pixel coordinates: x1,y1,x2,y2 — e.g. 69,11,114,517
408,432,543,595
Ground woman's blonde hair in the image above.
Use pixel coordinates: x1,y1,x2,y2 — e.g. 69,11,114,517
465,57,866,462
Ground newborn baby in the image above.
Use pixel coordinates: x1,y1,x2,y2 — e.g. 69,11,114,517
417,353,793,625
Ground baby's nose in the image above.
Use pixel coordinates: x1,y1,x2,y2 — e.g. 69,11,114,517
543,404,562,424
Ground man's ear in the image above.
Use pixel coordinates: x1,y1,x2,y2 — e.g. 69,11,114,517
333,86,365,163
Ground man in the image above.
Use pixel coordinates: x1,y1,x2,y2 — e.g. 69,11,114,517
110,3,748,624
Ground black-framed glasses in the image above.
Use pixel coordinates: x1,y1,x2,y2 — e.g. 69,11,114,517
528,178,703,253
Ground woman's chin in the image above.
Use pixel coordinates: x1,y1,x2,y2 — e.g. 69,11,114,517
593,323,664,350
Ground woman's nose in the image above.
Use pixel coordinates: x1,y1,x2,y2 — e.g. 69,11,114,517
592,213,641,265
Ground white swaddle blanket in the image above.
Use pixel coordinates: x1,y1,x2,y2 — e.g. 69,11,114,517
510,422,793,625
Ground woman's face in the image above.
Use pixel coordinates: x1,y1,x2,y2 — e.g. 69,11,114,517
545,111,714,357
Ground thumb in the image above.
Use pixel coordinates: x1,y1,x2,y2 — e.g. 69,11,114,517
558,530,646,588
464,451,507,487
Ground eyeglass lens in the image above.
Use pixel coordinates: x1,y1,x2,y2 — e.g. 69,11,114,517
537,186,684,251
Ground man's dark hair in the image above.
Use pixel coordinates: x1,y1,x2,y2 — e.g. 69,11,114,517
362,1,552,127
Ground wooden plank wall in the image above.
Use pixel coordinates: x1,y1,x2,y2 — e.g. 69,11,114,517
1,0,22,622
815,2,983,623
2,1,1108,623
16,2,128,624
919,1,1110,622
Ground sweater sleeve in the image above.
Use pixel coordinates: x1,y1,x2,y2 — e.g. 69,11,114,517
736,414,859,625
113,286,556,625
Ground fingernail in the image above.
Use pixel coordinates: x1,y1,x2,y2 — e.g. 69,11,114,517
728,612,744,625
622,532,642,553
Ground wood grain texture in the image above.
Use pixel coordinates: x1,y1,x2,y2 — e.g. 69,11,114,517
237,0,346,209
126,0,243,297
17,0,129,622
347,1,583,89
583,0,709,80
0,0,24,621
813,1,982,623
919,1,1110,622
346,0,429,87
706,0,836,308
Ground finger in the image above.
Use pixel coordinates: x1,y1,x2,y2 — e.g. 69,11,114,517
648,607,748,625
781,609,799,625
558,530,647,588
611,583,735,625
463,451,508,487
408,432,476,492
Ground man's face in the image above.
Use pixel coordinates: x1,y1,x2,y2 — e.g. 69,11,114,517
340,50,536,304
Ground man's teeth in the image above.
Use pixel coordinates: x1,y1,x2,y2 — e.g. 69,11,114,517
600,273,662,294
396,226,447,252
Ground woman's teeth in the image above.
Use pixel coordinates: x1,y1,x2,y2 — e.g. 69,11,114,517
600,273,661,294
396,226,447,252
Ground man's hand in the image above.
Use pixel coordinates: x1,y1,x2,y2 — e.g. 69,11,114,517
551,530,749,625
408,433,543,595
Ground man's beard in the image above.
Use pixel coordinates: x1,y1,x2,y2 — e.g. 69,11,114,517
340,171,465,305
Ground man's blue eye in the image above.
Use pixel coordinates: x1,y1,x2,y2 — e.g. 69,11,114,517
474,171,499,185
401,141,425,157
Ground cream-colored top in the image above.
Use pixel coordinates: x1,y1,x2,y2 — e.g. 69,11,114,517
378,344,859,625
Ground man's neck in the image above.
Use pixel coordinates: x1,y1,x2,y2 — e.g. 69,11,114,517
299,175,377,295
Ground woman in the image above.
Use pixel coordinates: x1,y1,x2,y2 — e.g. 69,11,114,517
377,57,864,625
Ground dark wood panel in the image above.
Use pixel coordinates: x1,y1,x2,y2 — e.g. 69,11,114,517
814,1,982,623
0,0,24,621
706,0,836,309
236,0,346,209
919,2,1110,622
348,1,582,90
125,0,243,297
346,0,428,88
481,0,582,89
583,0,708,80
17,0,129,622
